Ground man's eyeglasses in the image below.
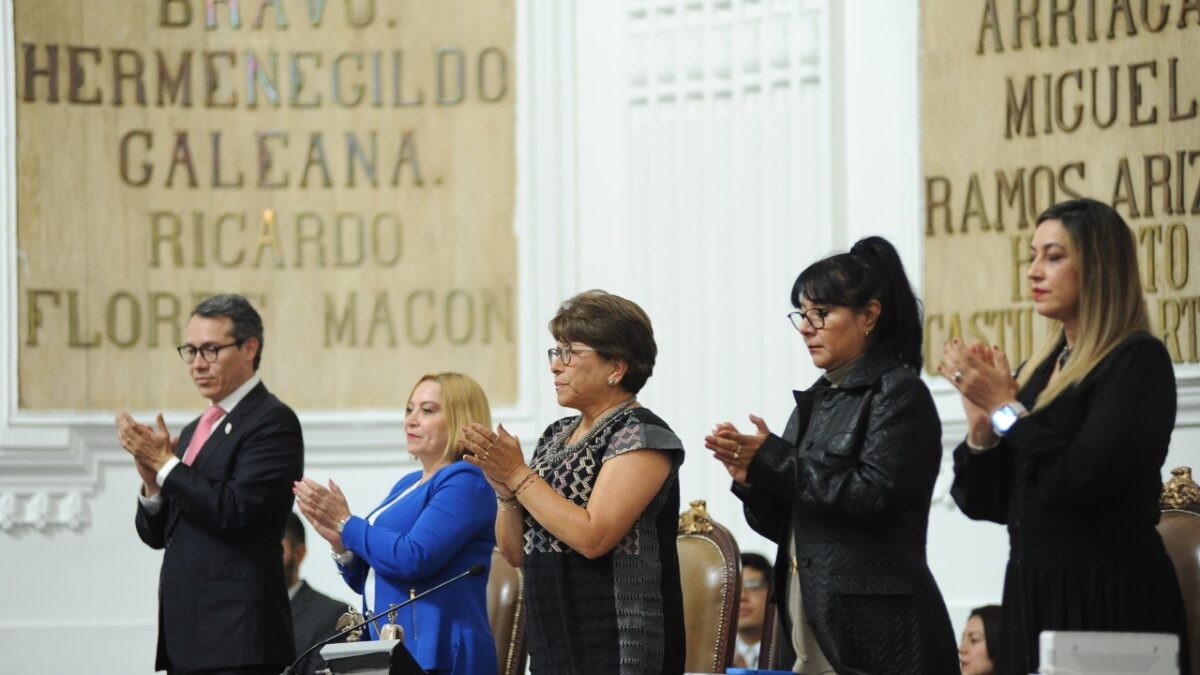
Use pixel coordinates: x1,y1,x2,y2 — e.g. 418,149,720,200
743,578,768,591
787,308,830,331
177,341,244,363
547,344,597,366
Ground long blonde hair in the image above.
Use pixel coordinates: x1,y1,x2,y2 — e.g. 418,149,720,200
409,372,492,463
1017,199,1151,408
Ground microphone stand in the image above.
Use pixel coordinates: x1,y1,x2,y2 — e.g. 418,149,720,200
281,563,486,675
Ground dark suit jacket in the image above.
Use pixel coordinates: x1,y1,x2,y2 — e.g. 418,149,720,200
135,381,304,671
291,580,352,675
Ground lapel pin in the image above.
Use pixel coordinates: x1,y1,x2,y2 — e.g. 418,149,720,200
225,422,232,435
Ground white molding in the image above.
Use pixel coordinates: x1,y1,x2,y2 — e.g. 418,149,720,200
0,0,580,529
0,490,90,531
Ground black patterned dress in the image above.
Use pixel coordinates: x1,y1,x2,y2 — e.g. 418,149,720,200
522,405,686,675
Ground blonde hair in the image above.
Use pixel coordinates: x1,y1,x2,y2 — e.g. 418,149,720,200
1018,199,1151,409
408,372,492,463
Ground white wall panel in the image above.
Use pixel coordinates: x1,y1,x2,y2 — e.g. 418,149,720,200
576,0,833,564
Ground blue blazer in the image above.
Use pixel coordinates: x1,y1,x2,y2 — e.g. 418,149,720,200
339,462,498,675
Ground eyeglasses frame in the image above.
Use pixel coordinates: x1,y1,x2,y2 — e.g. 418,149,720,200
177,340,245,364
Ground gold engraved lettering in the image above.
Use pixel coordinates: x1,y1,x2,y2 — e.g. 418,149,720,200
25,289,61,346
148,292,182,348
67,46,103,105
253,208,286,268
406,290,436,346
367,291,397,347
120,130,154,187
335,212,365,268
150,211,184,268
325,291,358,347
67,290,102,348
105,292,142,348
294,212,327,268
214,212,247,268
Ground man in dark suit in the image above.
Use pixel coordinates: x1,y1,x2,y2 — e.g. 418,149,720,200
118,294,304,675
283,512,352,675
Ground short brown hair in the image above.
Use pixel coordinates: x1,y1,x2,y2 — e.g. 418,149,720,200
549,290,657,394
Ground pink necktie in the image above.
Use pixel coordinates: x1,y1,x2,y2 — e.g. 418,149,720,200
182,405,225,466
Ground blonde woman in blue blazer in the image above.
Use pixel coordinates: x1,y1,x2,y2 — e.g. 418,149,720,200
295,372,498,675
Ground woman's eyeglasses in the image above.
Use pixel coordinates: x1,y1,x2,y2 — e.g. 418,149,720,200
547,344,597,366
787,308,830,331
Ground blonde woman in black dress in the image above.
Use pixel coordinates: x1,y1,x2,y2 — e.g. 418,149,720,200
943,198,1190,674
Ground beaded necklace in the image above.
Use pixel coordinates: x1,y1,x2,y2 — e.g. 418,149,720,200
545,396,637,461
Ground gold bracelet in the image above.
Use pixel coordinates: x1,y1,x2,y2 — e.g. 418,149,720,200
496,495,520,512
512,470,540,497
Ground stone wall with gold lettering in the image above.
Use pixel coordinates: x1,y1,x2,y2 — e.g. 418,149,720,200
15,0,515,410
922,0,1200,371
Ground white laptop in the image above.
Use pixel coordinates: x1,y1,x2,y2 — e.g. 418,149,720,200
1038,631,1179,675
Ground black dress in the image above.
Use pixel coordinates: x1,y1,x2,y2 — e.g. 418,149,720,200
952,331,1190,675
522,406,686,675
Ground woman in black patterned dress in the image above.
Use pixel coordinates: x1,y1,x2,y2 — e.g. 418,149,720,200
462,290,686,675
942,198,1190,674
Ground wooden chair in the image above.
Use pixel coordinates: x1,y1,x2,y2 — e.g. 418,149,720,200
486,547,527,675
1159,466,1200,675
677,499,741,673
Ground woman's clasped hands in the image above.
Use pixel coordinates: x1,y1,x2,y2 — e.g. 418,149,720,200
704,415,771,485
293,477,352,549
939,338,1019,446
461,422,526,496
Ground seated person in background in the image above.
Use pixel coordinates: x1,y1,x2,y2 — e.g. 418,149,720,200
284,511,351,675
959,604,1000,675
733,552,772,669
294,372,498,675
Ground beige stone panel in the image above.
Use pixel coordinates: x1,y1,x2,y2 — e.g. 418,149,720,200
15,0,516,410
922,0,1200,373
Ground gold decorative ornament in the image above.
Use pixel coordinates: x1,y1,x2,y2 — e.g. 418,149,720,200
378,609,405,642
1160,466,1200,513
335,606,366,642
678,499,715,535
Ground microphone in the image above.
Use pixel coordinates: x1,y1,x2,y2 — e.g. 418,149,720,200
282,563,487,675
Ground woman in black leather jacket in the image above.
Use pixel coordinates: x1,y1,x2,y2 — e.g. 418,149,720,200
706,236,957,674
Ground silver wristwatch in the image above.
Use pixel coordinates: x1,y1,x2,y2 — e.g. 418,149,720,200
990,401,1028,436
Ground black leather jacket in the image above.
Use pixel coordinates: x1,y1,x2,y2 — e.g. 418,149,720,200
734,350,957,674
